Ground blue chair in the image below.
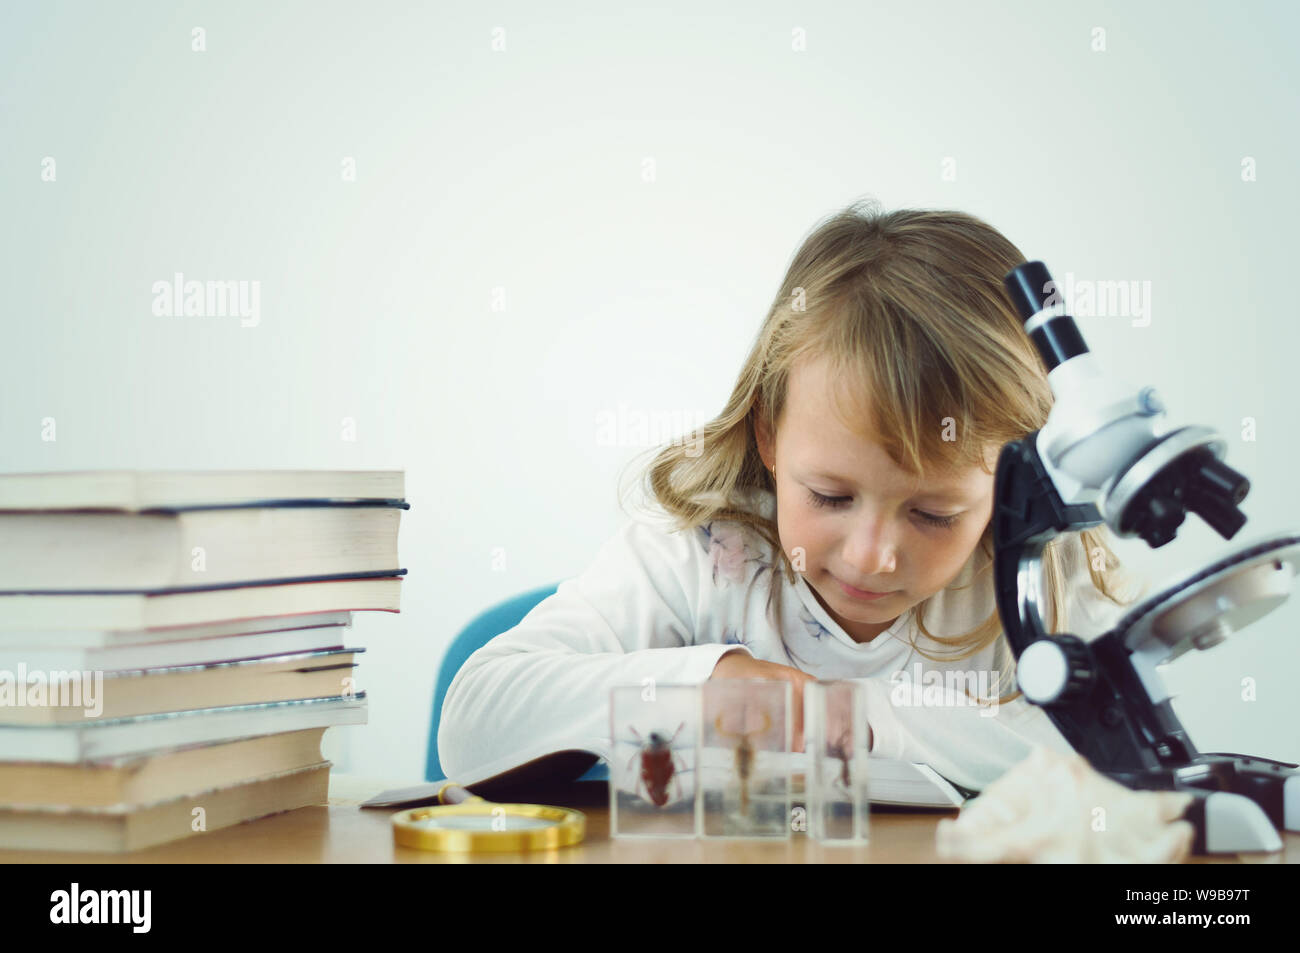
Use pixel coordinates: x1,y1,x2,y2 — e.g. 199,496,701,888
425,582,610,783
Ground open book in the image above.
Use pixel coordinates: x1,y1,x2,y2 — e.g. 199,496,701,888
362,750,975,810
862,758,974,808
699,748,973,809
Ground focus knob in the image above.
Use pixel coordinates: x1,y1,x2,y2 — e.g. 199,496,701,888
1017,635,1095,705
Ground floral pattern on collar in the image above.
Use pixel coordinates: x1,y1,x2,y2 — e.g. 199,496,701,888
797,603,834,640
697,520,772,588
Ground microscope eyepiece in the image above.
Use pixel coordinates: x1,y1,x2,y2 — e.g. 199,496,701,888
1004,261,1091,373
1004,261,1058,320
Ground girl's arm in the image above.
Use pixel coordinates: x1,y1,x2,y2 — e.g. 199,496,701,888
436,518,737,785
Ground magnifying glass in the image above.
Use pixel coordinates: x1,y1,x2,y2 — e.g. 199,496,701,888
390,781,586,853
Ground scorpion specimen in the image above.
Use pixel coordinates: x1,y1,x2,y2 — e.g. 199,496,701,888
713,709,772,816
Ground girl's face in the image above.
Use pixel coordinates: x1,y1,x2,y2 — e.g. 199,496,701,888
755,355,996,644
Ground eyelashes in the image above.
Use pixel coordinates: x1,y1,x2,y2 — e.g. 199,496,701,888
805,488,960,529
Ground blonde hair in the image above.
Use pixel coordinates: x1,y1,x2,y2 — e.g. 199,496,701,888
619,197,1145,704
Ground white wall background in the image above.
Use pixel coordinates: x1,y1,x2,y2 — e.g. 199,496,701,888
1,0,1296,777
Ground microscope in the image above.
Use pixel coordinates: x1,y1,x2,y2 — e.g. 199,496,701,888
994,261,1300,855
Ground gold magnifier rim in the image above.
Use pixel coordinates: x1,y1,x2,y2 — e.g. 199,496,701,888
391,802,586,852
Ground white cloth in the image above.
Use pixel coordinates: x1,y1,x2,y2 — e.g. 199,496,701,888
935,745,1195,862
438,487,1131,792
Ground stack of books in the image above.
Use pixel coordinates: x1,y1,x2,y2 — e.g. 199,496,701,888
0,470,406,852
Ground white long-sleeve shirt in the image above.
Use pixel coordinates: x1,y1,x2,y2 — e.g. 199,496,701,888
438,487,1132,793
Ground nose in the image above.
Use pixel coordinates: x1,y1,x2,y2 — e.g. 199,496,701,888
841,512,898,579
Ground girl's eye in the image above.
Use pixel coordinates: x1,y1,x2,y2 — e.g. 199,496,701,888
805,489,960,529
806,489,851,509
916,511,960,529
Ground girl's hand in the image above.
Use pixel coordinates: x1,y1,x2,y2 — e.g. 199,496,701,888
709,649,875,754
709,649,818,752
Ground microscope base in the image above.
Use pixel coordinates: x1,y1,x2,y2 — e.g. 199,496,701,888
1108,753,1299,854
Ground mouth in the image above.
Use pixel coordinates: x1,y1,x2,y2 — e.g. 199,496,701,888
833,574,897,601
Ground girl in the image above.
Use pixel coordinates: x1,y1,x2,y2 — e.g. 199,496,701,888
438,198,1145,794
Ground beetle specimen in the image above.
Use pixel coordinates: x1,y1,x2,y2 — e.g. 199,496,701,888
627,722,686,807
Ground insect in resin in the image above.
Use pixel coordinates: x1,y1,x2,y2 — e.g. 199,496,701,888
714,710,772,816
826,726,853,791
627,722,685,807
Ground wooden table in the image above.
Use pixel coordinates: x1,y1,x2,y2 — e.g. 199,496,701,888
3,773,1296,863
